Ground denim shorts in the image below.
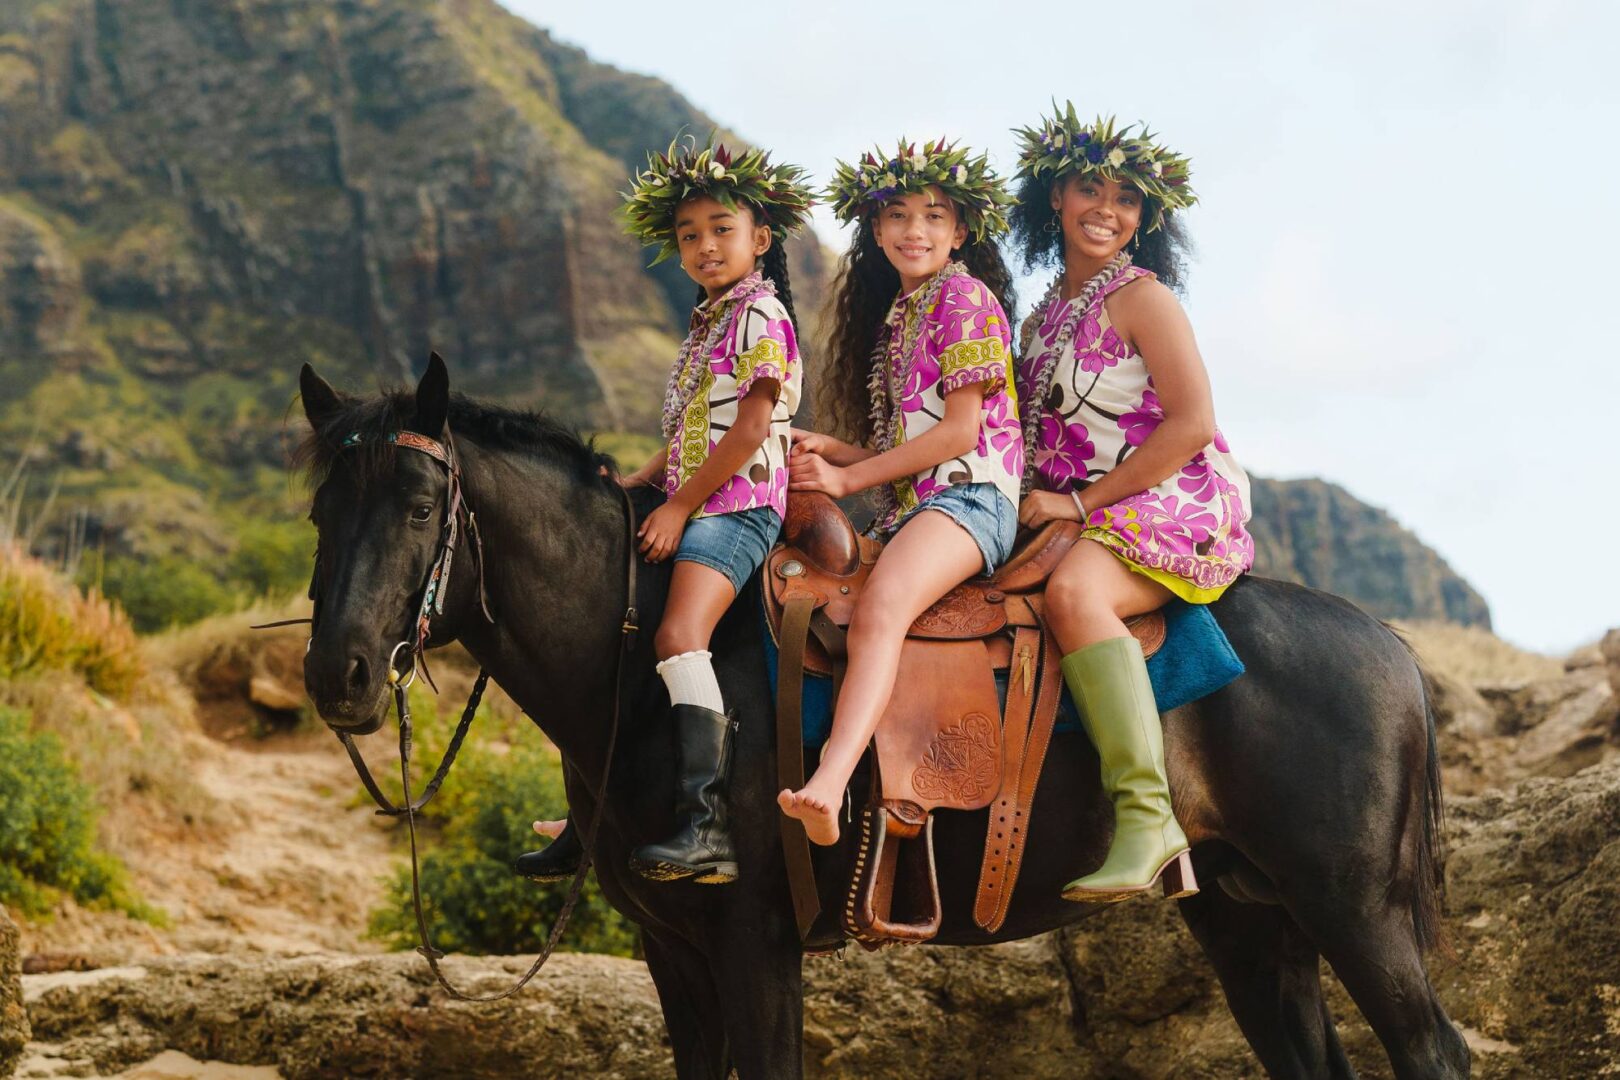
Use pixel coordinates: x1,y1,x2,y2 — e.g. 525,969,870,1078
675,505,783,594
896,481,1018,575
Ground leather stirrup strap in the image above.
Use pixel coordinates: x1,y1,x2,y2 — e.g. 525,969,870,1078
777,593,821,939
974,625,1042,930
809,610,849,704
978,625,1065,932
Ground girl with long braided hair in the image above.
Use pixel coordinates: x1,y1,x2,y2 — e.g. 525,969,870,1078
778,140,1021,845
516,139,814,886
1009,105,1254,903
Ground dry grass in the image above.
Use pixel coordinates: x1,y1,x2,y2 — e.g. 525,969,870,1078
1392,619,1567,686
0,543,144,697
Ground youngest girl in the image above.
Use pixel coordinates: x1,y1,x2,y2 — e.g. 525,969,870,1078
520,139,815,884
778,140,1020,844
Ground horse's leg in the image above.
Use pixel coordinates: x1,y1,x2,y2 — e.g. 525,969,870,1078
709,920,804,1080
1180,886,1357,1079
1292,898,1470,1080
644,931,731,1080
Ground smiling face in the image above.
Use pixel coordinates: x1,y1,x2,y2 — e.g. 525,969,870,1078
871,187,969,293
675,194,772,300
1051,173,1146,265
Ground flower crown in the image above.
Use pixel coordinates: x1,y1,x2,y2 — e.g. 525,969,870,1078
619,136,816,265
826,138,1014,244
1013,103,1196,231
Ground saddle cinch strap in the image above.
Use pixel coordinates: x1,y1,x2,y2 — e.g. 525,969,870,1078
765,493,1166,947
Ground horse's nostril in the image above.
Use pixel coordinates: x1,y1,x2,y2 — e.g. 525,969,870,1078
346,653,371,696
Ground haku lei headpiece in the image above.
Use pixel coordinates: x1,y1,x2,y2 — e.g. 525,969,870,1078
620,136,816,265
826,138,1014,244
1013,102,1197,231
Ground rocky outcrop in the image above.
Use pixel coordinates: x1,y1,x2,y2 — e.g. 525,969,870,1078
1,905,27,1079
19,743,1620,1078
1248,476,1492,628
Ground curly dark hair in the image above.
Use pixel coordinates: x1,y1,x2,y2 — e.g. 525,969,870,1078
1008,172,1192,293
685,201,799,332
818,214,1016,445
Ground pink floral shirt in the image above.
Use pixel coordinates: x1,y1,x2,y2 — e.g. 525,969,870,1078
877,273,1023,531
1017,266,1253,599
663,276,800,520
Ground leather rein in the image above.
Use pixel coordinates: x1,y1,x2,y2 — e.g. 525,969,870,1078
315,426,640,1002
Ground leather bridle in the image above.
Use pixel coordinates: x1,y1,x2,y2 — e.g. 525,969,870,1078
301,425,640,1001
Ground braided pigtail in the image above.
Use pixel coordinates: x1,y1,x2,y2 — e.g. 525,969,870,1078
758,238,799,334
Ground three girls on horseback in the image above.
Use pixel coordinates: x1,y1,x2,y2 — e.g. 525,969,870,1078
525,108,1253,904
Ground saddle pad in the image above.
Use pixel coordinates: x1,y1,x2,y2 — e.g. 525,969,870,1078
762,599,1245,748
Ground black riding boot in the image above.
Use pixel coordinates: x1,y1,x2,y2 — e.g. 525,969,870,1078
513,816,583,883
629,705,739,884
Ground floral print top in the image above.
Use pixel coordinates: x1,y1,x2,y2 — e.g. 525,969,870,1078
876,273,1023,532
662,275,800,520
1017,265,1253,602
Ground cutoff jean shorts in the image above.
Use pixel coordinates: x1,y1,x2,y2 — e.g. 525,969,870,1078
892,481,1018,575
674,505,782,594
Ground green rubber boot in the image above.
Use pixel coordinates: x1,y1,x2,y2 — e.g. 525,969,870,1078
1061,635,1198,903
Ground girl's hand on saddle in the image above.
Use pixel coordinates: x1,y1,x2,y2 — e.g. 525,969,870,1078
1019,490,1086,530
638,501,689,561
788,451,851,498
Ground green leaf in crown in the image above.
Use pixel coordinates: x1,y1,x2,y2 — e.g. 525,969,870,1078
619,135,817,266
1012,101,1197,232
826,138,1015,244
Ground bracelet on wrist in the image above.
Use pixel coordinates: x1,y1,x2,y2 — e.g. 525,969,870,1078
1070,491,1088,522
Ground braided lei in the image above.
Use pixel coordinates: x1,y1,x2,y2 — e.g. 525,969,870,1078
661,272,774,440
866,260,971,528
1016,251,1134,495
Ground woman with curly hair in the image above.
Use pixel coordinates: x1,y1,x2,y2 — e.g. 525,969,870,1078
778,140,1021,845
1008,105,1254,903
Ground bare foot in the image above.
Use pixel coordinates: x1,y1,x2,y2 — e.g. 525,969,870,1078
532,818,566,839
777,788,840,846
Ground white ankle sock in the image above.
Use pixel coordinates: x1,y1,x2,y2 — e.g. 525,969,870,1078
655,650,725,712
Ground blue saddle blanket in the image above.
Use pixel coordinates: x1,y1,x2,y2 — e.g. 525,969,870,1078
764,600,1244,749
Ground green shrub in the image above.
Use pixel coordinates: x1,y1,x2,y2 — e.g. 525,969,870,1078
0,707,151,918
93,553,237,633
368,732,638,958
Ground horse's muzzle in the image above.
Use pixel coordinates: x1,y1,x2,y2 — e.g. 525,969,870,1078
305,642,391,734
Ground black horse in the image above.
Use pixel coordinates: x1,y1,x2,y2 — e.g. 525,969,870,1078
297,357,1470,1079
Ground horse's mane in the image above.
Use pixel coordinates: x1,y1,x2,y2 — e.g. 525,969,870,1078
294,388,619,489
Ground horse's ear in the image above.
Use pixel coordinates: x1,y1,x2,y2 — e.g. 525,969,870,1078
412,352,450,437
300,363,342,429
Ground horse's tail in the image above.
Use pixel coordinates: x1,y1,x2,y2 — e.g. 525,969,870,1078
1392,628,1448,955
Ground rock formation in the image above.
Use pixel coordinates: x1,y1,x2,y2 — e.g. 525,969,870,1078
0,906,25,1079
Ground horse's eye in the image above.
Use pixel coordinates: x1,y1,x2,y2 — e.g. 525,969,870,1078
411,504,434,523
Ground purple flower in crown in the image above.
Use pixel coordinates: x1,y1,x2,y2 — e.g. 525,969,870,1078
1120,389,1164,447
1085,143,1105,164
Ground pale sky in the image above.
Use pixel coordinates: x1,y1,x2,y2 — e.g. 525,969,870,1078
512,0,1619,654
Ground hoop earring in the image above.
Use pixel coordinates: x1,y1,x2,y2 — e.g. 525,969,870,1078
1044,211,1062,236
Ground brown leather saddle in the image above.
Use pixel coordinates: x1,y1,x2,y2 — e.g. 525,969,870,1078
763,492,1165,949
